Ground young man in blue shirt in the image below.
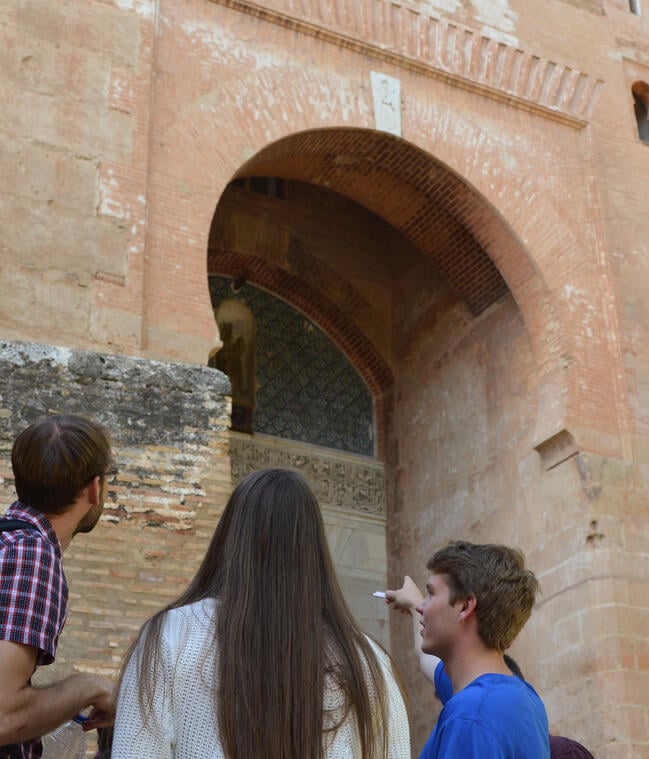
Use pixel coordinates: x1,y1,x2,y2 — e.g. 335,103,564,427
387,541,550,759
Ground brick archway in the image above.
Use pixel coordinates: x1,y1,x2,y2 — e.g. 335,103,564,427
140,60,625,458
203,126,572,459
237,129,509,318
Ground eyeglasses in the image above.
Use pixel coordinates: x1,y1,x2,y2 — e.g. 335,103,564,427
102,467,119,484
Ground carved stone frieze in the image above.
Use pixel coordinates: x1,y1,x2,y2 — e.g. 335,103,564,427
211,0,602,127
229,433,386,516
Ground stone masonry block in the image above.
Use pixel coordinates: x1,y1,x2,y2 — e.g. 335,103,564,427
15,142,98,214
18,90,135,161
15,38,111,106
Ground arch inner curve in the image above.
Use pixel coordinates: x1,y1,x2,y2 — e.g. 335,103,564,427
206,127,559,461
233,127,512,316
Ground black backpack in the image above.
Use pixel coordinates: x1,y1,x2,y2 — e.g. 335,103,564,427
0,519,33,532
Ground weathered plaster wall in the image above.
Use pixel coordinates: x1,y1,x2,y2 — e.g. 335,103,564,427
1,2,149,353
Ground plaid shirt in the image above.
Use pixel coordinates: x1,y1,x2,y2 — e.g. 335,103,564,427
0,502,68,759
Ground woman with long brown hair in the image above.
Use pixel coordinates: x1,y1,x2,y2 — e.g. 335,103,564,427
112,468,409,758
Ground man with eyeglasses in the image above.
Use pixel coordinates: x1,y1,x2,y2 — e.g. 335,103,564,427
0,415,116,758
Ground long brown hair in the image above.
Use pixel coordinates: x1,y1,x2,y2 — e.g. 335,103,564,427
123,468,397,758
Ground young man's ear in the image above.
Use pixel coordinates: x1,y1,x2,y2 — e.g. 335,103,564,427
458,595,477,620
87,475,102,506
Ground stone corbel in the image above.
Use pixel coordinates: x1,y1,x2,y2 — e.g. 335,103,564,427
534,428,579,471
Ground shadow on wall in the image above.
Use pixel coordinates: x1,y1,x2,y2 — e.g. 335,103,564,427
632,81,649,143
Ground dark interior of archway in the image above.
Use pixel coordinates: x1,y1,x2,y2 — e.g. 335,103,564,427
206,147,514,458
229,129,509,316
207,178,400,398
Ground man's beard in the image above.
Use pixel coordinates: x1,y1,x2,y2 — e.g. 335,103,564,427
74,501,103,535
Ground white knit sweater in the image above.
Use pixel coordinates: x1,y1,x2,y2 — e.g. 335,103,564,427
112,598,410,758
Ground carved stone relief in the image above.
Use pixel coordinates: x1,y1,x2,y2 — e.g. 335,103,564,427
371,71,402,136
229,432,386,517
228,431,389,643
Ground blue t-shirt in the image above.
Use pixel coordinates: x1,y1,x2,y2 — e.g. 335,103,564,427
420,661,550,758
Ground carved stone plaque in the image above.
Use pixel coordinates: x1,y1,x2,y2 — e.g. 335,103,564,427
371,71,402,137
229,433,386,517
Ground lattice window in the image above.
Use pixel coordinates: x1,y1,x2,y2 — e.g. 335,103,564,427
209,277,374,456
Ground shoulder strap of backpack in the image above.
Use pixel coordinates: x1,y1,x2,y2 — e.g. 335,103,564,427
0,519,35,532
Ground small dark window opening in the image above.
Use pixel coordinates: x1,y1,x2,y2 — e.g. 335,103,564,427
632,81,649,143
230,177,286,199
